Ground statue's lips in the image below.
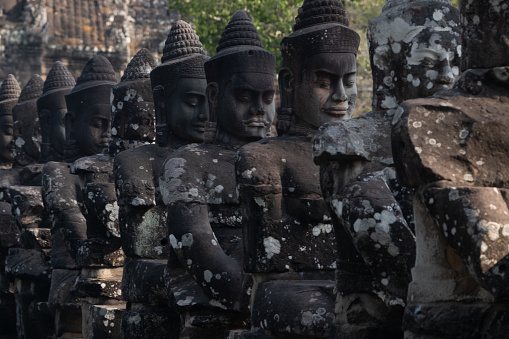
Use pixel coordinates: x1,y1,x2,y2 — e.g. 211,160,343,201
322,106,348,117
192,124,206,132
97,139,109,147
243,119,269,127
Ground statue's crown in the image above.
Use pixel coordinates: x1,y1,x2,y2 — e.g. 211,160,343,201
161,20,207,64
42,61,76,96
18,74,44,103
121,48,157,82
0,74,21,102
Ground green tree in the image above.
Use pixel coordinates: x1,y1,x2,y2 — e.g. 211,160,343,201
169,0,301,71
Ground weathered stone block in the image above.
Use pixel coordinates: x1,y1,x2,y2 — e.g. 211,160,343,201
121,258,167,306
250,280,335,338
10,185,44,229
76,238,124,268
121,306,180,339
74,267,123,300
82,303,126,339
48,269,81,308
20,228,52,249
5,248,51,280
119,205,169,259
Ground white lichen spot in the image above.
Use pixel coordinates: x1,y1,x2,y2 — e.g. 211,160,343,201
412,78,421,87
415,147,422,154
459,129,469,139
204,270,213,283
381,278,389,286
169,234,178,249
242,168,256,179
429,139,436,145
464,173,474,182
254,197,266,208
181,233,194,247
391,42,401,53
433,9,444,21
413,121,422,128
111,127,117,136
15,137,25,147
263,236,281,259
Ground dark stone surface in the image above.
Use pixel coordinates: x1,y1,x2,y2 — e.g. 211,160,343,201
251,280,335,338
120,307,180,339
121,258,167,307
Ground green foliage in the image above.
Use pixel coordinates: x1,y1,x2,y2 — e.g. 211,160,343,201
169,0,301,71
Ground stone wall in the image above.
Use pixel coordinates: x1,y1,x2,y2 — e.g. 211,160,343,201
0,0,178,86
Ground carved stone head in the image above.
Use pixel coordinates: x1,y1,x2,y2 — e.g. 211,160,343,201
110,48,157,156
150,21,210,147
368,0,461,110
0,75,21,168
277,0,360,134
65,55,117,158
205,10,276,142
12,74,44,166
37,61,76,161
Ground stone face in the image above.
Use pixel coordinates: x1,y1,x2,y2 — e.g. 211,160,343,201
5,248,51,281
367,1,461,110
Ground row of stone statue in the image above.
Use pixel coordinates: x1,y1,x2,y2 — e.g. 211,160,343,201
0,0,508,338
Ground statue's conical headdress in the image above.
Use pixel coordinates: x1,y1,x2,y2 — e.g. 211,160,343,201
151,20,209,97
66,55,117,111
121,48,157,82
281,0,360,69
18,74,44,103
110,48,158,155
0,74,21,116
205,10,276,84
70,55,117,95
41,61,76,97
0,74,21,103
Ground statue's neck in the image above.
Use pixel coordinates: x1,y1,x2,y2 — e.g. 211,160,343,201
288,119,318,139
214,127,248,150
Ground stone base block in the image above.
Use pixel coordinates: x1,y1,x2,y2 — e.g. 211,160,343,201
122,258,167,306
120,306,180,339
82,302,126,339
250,280,335,338
74,267,123,299
54,303,82,338
403,301,509,339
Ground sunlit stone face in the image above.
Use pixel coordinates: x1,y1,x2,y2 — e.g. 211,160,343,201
292,53,357,129
368,3,461,109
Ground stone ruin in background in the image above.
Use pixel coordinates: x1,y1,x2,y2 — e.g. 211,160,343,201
0,0,178,85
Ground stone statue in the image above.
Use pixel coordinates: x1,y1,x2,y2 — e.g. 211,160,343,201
42,55,118,338
235,1,359,337
392,0,509,337
63,55,117,161
109,48,156,157
312,1,461,337
12,74,44,167
159,11,275,337
0,75,20,170
37,61,76,162
113,22,209,337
